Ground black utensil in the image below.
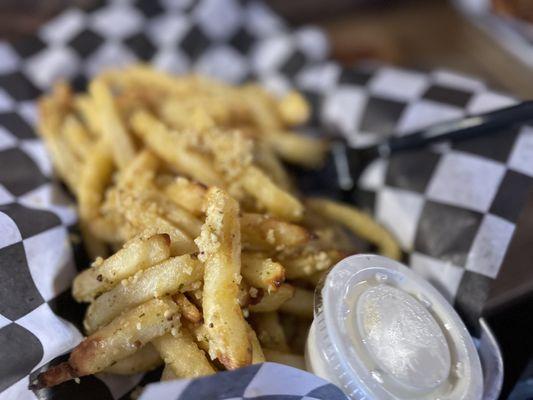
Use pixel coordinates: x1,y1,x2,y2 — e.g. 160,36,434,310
295,100,533,202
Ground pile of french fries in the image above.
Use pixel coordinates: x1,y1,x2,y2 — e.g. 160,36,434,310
34,65,400,389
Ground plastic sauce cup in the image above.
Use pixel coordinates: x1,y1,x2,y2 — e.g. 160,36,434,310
305,254,484,400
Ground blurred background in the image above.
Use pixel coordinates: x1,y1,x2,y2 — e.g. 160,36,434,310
2,0,533,97
1,0,532,398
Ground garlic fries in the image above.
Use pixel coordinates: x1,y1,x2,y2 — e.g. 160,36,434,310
35,65,400,389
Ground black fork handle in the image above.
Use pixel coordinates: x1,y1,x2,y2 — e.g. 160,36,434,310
376,100,533,156
335,100,533,194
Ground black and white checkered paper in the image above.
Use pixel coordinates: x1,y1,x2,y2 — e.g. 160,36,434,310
0,0,531,399
138,363,348,400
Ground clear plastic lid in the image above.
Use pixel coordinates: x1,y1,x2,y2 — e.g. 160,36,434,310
306,254,483,400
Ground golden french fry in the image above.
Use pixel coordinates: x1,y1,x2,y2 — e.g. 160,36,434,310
115,88,154,118
242,84,283,131
77,141,113,258
240,166,303,222
144,188,203,238
84,255,203,333
202,129,254,181
249,284,295,313
247,323,266,364
109,65,204,95
250,312,290,352
241,213,312,251
160,101,217,132
88,214,127,244
118,150,159,189
117,189,197,255
152,331,215,378
253,141,293,190
131,216,195,255
45,135,82,195
35,297,179,388
54,81,74,106
263,349,306,370
174,293,202,323
130,111,222,185
104,344,162,375
277,91,310,127
267,132,327,169
61,114,93,160
118,171,203,239
280,250,344,280
279,287,314,319
38,98,82,194
241,253,285,292
74,95,100,135
163,177,207,217
307,198,401,260
195,187,252,369
78,140,114,221
89,79,136,168
73,234,171,302
158,91,250,131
